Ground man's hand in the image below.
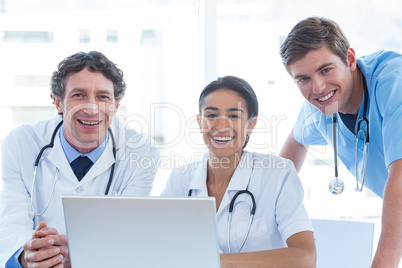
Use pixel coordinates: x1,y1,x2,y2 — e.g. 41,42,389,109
19,221,70,268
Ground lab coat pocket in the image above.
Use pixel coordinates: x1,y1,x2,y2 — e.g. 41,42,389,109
235,217,271,252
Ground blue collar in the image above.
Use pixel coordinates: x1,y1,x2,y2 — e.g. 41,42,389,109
59,124,109,164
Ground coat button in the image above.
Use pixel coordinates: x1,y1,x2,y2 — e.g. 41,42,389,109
75,186,83,193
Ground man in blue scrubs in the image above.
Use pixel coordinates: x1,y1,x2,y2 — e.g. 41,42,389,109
279,16,402,267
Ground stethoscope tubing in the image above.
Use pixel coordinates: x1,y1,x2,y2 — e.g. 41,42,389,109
104,127,116,195
30,167,59,217
330,76,369,194
31,121,63,217
188,181,256,253
227,190,255,253
34,121,63,166
353,77,370,192
30,120,116,217
332,114,339,180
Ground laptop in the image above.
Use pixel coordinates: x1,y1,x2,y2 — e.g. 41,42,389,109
62,195,221,268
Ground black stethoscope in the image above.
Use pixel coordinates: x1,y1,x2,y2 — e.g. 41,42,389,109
329,78,369,195
30,120,116,217
188,186,256,253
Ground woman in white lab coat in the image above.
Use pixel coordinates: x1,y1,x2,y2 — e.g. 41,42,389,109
162,76,316,267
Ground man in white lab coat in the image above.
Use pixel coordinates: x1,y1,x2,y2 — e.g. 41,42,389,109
0,51,160,268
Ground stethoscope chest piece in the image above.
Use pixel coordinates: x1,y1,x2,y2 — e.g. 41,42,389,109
328,178,344,195
330,113,344,195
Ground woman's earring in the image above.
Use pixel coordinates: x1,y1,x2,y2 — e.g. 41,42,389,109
242,134,250,149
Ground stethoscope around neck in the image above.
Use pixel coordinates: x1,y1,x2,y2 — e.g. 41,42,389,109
329,79,369,195
30,120,116,217
188,186,256,253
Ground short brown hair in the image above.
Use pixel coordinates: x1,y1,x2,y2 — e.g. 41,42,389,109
280,17,350,73
51,51,126,101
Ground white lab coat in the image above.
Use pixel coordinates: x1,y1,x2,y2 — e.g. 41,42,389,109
0,115,160,267
162,151,313,253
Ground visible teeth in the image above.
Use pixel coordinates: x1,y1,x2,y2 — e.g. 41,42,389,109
213,136,233,142
318,92,334,102
80,120,99,125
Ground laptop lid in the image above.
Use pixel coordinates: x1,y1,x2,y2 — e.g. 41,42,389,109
62,195,221,268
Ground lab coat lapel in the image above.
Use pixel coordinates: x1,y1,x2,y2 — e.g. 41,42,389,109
82,140,115,181
217,152,253,215
47,127,115,183
81,117,120,182
188,154,209,196
46,132,76,181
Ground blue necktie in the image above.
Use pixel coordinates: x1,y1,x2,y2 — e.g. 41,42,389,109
70,156,93,181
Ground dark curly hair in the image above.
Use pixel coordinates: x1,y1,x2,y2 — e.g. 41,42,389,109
51,51,126,101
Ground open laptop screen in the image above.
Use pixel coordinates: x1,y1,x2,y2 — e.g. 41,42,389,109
62,195,221,268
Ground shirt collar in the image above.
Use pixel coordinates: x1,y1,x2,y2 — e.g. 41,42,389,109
226,151,253,191
59,123,109,164
188,151,254,194
188,155,208,195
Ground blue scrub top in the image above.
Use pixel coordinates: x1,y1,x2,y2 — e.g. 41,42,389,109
294,50,402,198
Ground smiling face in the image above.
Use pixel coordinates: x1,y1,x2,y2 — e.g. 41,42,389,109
53,68,119,153
288,45,362,116
197,89,256,160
